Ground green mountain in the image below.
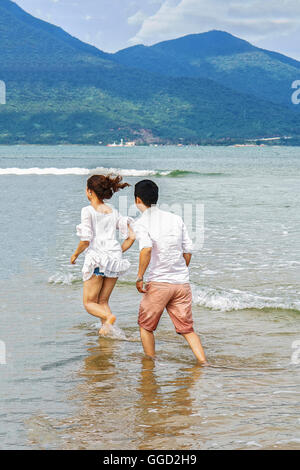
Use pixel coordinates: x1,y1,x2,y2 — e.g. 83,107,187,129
0,0,300,145
0,0,110,66
113,31,300,107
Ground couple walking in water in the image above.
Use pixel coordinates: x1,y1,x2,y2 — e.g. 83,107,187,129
71,174,207,365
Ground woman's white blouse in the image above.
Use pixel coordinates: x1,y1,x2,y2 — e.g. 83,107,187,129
76,205,131,281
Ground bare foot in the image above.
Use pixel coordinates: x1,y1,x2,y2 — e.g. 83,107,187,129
98,319,105,336
99,315,116,336
199,361,209,367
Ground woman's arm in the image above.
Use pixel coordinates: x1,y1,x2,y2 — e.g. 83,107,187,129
71,241,90,264
122,237,135,253
121,224,136,253
73,207,93,264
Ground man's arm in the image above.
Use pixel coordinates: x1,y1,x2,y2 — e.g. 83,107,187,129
136,247,152,293
132,219,153,293
183,252,192,267
182,221,193,266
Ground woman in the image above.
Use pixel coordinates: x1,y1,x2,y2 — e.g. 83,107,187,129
71,174,135,335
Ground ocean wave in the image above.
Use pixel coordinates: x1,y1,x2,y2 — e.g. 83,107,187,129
0,167,224,177
0,167,168,176
0,167,91,175
166,170,224,177
192,285,300,313
48,273,300,314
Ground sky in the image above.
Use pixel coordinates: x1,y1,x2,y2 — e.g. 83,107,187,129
14,0,300,60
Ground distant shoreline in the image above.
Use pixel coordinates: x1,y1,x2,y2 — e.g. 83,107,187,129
0,141,299,147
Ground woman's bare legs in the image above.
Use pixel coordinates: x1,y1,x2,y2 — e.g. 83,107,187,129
98,277,118,336
83,275,106,319
83,275,118,335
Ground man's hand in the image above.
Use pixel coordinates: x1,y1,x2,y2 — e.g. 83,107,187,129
183,253,192,267
136,279,146,294
136,247,152,293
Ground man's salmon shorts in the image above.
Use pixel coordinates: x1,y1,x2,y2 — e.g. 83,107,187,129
138,282,194,335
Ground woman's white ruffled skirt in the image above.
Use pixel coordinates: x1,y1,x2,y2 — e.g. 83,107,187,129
82,248,131,281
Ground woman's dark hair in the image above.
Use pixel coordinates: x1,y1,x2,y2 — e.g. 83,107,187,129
87,174,130,200
134,180,159,207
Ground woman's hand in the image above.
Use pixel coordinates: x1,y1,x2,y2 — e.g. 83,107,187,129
122,224,136,253
122,237,135,253
70,253,78,265
71,241,90,265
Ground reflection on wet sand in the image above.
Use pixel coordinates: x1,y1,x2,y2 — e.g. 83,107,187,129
50,334,206,449
135,358,203,449
25,319,300,450
83,337,117,385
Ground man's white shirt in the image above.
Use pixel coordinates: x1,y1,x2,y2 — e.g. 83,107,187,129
133,206,193,284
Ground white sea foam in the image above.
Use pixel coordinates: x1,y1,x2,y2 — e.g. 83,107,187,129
91,322,129,341
246,441,263,448
0,166,171,176
48,272,300,313
0,167,212,177
106,325,128,340
0,167,90,175
48,272,80,285
192,285,300,313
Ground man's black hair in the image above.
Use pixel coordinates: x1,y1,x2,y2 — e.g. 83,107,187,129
134,180,159,207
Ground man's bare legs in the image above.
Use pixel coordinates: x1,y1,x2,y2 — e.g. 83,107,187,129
140,327,155,359
140,327,208,365
182,332,208,365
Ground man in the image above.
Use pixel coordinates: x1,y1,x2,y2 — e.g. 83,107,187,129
133,180,207,365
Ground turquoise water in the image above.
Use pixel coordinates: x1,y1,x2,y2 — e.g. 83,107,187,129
0,145,299,449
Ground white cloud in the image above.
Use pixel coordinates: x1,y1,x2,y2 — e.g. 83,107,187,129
129,0,300,51
13,0,300,58
128,10,148,26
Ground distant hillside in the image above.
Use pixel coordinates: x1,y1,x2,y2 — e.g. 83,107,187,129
0,0,110,67
113,31,300,107
0,1,300,145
